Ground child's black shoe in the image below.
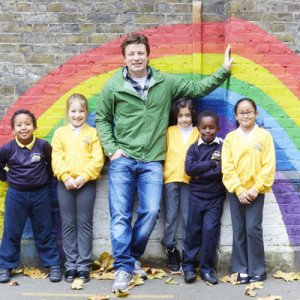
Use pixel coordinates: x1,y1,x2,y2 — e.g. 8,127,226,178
184,270,196,283
166,247,181,273
78,270,90,283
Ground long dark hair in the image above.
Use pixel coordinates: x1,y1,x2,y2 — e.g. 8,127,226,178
170,97,197,126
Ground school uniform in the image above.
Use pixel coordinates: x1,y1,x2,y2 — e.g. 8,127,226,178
161,125,199,248
52,123,104,272
0,137,60,269
182,137,226,274
222,125,276,277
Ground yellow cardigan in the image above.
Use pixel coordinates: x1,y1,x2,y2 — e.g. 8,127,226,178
52,124,105,182
163,125,199,184
221,126,276,196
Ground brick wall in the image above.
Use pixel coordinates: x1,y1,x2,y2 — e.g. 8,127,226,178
0,0,192,117
0,0,300,271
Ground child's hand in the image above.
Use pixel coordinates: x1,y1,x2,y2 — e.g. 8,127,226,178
237,190,252,205
246,188,258,201
64,177,78,190
74,176,86,189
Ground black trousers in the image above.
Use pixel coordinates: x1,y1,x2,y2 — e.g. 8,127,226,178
228,192,266,277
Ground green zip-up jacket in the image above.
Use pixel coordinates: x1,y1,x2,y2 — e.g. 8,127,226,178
96,66,229,161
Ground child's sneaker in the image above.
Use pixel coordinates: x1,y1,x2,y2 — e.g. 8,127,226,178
166,247,181,274
49,265,62,282
0,268,11,283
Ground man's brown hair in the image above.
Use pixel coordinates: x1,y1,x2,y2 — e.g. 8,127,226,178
121,33,150,57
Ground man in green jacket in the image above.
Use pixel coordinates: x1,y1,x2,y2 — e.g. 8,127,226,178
96,33,233,293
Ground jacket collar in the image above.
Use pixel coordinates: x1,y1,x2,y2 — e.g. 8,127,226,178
114,66,165,94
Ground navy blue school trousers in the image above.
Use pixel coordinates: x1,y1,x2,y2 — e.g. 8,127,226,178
0,185,60,269
182,194,225,273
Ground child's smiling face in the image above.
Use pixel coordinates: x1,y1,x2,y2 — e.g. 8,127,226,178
197,116,219,144
68,99,87,128
13,113,36,145
177,106,192,128
235,100,258,131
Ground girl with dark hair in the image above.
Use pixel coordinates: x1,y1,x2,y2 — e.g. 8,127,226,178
222,98,276,284
161,97,199,274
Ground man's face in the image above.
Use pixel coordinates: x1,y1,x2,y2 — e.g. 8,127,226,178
124,43,148,78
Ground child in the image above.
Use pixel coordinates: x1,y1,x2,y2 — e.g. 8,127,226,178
182,110,225,285
51,94,105,283
0,109,61,283
222,98,276,284
161,97,199,273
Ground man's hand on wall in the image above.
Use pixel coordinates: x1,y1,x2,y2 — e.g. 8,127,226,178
223,45,235,71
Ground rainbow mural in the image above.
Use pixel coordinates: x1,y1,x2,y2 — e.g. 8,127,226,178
0,18,299,244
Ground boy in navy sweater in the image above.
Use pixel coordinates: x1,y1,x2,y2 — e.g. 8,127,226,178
182,110,225,285
0,109,61,283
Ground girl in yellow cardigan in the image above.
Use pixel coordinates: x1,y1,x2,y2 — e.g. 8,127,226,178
52,94,105,283
161,97,199,273
222,98,276,284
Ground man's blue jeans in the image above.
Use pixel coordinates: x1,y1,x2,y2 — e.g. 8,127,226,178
109,157,163,273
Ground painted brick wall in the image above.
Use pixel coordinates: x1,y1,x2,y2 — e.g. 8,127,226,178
0,0,300,270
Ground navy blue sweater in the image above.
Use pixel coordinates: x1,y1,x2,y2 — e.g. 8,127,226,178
0,138,52,190
185,140,225,200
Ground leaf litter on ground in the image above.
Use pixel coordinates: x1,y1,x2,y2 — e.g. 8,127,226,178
23,267,48,279
165,277,178,285
71,278,84,290
244,281,264,297
220,273,239,285
273,270,300,282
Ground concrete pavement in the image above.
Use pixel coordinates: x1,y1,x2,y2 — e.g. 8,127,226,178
0,271,300,300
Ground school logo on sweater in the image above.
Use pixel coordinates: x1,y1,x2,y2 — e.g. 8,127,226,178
31,153,42,163
83,136,91,145
211,151,221,161
254,142,263,152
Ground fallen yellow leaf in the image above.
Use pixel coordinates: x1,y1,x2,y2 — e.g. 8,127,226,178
273,271,300,282
115,289,129,297
147,268,167,279
128,274,144,290
23,268,48,279
90,271,115,280
99,252,114,272
249,282,264,289
245,289,257,297
220,273,239,285
245,281,263,297
165,277,178,285
12,269,23,274
71,278,84,290
9,281,19,286
205,281,213,286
